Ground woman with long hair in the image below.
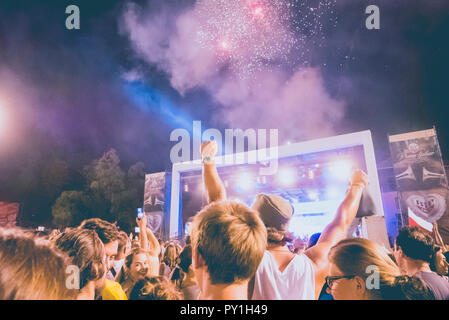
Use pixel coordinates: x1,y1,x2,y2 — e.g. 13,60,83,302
116,248,158,297
159,243,179,278
169,245,200,300
327,238,434,300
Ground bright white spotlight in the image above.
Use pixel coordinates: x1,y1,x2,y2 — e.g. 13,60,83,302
276,168,296,187
237,173,254,191
326,187,341,200
329,160,353,181
307,191,319,201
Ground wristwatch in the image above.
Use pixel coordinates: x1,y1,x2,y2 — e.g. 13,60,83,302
202,156,213,164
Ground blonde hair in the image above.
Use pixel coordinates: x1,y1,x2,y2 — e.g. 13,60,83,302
0,228,76,300
329,238,433,300
129,276,182,300
191,201,267,285
163,244,178,269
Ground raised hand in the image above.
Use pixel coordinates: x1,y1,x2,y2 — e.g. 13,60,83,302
201,140,218,162
136,212,148,229
350,169,369,188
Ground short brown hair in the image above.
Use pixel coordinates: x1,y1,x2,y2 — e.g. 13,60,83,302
117,231,129,255
191,201,267,285
79,218,119,245
52,228,106,289
396,227,435,263
0,228,76,300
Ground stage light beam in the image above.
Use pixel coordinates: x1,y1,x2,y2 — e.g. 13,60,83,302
237,173,254,191
330,160,353,181
276,168,296,187
307,191,319,201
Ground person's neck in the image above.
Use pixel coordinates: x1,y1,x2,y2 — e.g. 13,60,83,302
404,259,432,276
267,244,289,251
77,281,96,300
201,281,249,300
267,244,293,255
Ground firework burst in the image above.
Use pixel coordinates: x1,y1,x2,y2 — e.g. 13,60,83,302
194,0,337,77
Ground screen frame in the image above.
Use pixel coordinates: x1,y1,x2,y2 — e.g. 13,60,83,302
169,130,384,239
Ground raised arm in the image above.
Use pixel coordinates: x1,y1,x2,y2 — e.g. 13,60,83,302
145,225,161,257
137,214,148,251
201,141,227,203
304,169,368,294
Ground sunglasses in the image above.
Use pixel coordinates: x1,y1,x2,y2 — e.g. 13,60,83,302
325,275,356,289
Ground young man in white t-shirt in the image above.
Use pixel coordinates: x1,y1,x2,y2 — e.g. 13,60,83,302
200,140,368,299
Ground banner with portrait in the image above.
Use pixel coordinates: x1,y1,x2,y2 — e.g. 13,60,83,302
389,128,449,244
143,172,170,240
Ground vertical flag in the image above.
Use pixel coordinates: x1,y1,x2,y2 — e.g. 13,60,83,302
389,128,449,244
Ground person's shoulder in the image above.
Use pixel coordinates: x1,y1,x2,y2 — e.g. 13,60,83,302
294,252,314,264
106,279,122,288
417,272,449,291
102,280,128,300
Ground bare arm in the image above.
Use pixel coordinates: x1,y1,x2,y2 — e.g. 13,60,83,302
145,226,161,257
137,215,148,251
304,170,368,290
201,141,226,203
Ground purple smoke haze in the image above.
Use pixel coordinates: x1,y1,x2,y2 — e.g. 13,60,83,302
121,0,344,142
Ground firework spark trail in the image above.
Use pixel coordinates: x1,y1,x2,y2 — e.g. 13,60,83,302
193,0,337,78
122,0,344,142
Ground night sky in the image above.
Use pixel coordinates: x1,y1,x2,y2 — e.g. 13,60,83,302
1,0,449,207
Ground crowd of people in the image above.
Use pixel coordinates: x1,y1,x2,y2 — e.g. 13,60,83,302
1,141,448,300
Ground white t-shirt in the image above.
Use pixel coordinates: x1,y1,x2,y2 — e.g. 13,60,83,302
251,251,316,300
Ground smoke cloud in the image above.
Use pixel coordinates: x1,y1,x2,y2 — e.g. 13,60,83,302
121,0,344,142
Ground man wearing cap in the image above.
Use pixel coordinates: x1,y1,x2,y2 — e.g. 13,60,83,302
200,141,369,299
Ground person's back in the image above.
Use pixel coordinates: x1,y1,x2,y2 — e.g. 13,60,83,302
414,271,449,300
252,250,315,300
249,174,366,300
